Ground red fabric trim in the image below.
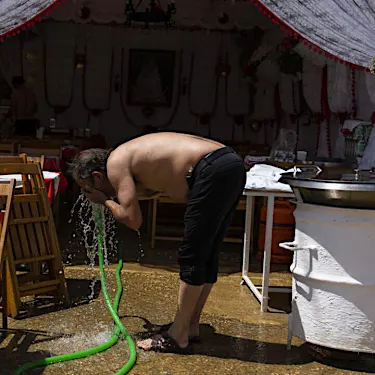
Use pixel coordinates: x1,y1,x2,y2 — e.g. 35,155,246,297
249,0,369,72
0,0,64,41
44,172,68,204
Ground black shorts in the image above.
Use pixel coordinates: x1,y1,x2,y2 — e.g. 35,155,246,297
178,146,246,286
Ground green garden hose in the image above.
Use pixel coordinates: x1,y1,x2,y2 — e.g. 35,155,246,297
13,206,137,375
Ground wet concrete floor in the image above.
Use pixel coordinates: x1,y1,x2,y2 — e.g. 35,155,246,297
2,260,375,374
1,202,375,374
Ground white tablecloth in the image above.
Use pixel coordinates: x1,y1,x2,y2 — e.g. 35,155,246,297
0,171,60,196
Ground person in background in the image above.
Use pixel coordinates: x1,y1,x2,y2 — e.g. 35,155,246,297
3,76,39,136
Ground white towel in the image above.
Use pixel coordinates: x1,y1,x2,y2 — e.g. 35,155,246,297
245,164,293,192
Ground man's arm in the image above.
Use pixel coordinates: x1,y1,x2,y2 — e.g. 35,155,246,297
105,174,142,231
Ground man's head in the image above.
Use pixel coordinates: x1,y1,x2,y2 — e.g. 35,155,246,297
69,148,114,196
12,76,25,90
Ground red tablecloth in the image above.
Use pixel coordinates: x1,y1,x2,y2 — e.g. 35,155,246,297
43,146,80,172
44,172,68,204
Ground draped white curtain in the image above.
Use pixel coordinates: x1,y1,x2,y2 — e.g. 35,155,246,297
260,0,375,68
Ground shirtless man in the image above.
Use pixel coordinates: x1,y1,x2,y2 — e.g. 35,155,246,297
70,132,246,354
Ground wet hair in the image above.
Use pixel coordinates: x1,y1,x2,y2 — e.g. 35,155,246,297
12,76,25,86
69,148,111,181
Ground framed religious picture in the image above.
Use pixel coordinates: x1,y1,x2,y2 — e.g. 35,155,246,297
127,49,176,107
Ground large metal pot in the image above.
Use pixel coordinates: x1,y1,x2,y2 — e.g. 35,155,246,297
312,157,349,169
280,166,375,209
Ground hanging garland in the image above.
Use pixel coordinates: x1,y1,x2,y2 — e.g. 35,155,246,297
315,66,332,158
43,42,76,116
351,67,357,119
224,52,250,141
82,47,114,127
119,48,182,129
290,82,300,150
188,53,219,138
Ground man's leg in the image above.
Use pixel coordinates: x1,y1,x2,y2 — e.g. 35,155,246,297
188,198,243,337
189,283,214,337
167,280,204,347
137,280,203,350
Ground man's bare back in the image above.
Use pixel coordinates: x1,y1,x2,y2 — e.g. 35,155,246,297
107,132,224,202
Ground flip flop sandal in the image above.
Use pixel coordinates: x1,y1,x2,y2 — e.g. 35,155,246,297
139,333,193,355
148,322,201,344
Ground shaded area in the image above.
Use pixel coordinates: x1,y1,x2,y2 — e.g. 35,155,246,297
134,317,311,365
13,278,102,320
303,343,375,374
0,328,61,374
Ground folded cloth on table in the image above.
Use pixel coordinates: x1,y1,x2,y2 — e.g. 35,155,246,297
245,164,295,192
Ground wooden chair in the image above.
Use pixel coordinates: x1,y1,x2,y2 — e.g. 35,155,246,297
0,154,29,192
0,143,14,154
0,155,25,164
19,153,45,169
0,163,69,318
0,180,16,328
18,144,61,171
0,154,58,225
17,152,59,226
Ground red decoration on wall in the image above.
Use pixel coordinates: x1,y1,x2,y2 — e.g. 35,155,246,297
371,112,375,124
318,66,332,157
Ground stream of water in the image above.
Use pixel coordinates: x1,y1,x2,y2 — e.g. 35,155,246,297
69,194,117,300
69,193,145,300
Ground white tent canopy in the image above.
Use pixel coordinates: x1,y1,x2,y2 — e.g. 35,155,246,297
0,0,56,37
2,0,375,69
259,0,375,68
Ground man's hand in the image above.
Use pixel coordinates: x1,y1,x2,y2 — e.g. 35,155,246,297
85,188,108,205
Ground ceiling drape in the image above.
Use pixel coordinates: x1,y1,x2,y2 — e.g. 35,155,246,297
1,0,375,69
258,0,375,68
0,0,57,37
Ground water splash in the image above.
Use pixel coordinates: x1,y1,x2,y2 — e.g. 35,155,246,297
69,193,118,300
136,230,144,263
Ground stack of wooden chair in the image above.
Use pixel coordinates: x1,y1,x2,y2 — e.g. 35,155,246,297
0,160,69,328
